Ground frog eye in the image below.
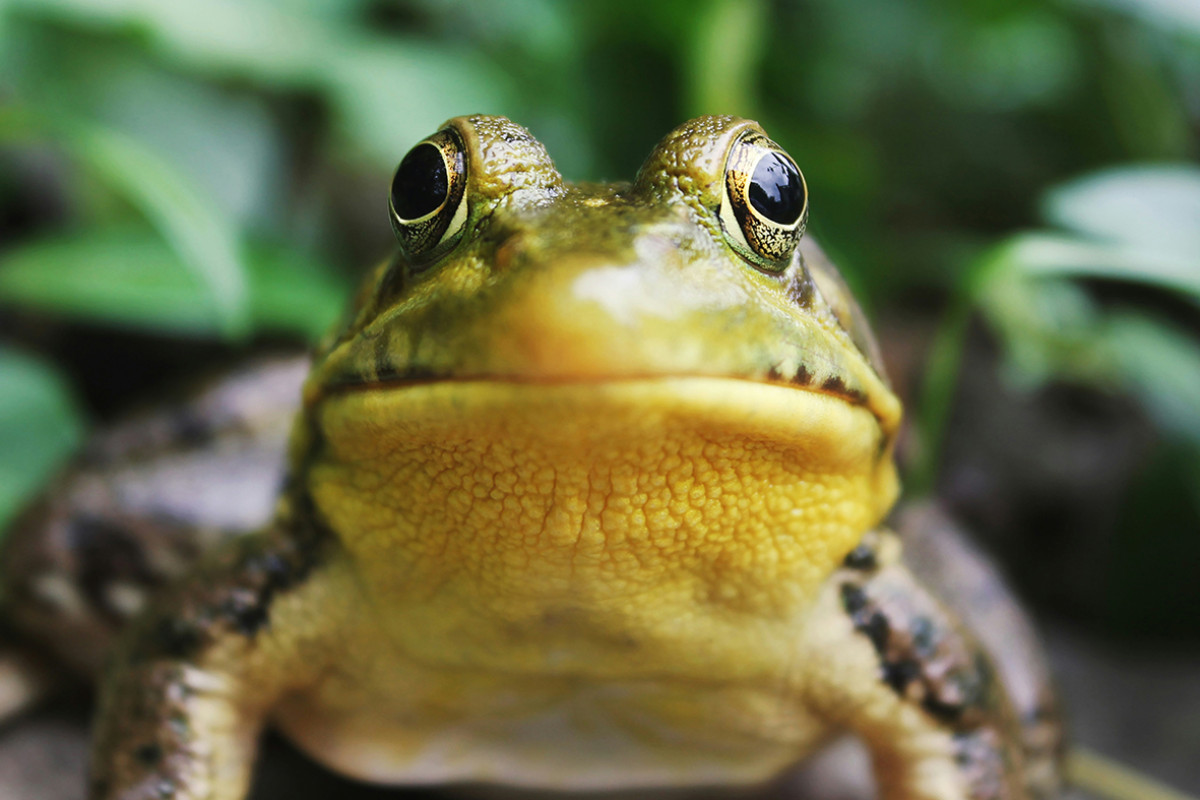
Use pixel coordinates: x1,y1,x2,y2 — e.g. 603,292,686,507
388,128,468,264
718,131,808,272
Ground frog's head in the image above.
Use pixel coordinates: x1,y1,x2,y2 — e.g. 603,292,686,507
311,115,896,427
299,116,901,606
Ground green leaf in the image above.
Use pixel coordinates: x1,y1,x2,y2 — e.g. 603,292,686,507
6,0,338,87
0,229,220,332
0,348,84,531
244,240,350,341
6,1,514,169
1073,0,1200,38
1105,313,1200,445
990,233,1200,302
320,40,513,169
61,121,252,338
975,240,1200,445
0,227,347,340
1043,165,1200,261
0,108,253,337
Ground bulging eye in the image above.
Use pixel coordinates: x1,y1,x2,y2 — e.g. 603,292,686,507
389,128,468,264
719,131,808,272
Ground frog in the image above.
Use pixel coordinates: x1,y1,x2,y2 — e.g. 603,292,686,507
0,114,1062,800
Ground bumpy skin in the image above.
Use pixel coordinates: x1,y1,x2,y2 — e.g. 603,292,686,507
2,116,1061,799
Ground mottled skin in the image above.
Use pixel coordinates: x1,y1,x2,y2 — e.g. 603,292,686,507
1,116,1061,799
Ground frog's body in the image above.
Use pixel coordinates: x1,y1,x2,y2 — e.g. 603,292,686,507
1,116,1061,799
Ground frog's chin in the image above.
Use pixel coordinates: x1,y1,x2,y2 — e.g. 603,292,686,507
305,376,900,681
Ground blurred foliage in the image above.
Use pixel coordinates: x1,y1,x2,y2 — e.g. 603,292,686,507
0,347,82,525
0,0,1197,634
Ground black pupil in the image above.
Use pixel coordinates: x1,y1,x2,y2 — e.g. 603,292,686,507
391,143,448,220
747,152,803,225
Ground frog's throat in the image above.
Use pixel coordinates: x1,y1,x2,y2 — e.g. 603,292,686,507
304,378,899,626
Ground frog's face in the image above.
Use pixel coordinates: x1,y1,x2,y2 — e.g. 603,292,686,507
311,115,897,429
300,116,901,608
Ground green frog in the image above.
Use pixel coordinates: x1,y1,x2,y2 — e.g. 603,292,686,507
0,115,1061,799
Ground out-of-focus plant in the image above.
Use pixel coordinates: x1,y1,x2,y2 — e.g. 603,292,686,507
915,165,1200,494
0,347,82,526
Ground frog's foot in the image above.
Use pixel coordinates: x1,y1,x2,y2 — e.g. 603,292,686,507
0,643,57,725
88,521,341,800
800,530,1039,800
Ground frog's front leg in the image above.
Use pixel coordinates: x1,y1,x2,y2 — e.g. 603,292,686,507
89,513,345,800
800,530,1030,800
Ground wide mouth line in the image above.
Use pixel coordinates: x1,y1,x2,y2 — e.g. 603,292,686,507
314,370,877,413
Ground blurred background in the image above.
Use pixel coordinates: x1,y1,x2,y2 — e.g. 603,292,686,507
0,0,1197,797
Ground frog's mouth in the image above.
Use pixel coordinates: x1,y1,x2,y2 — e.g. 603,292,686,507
310,367,901,445
311,375,899,499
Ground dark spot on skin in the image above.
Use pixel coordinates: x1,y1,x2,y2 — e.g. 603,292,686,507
843,578,892,658
258,552,297,589
883,658,921,694
213,493,331,642
841,567,1003,736
820,375,867,405
861,611,890,654
923,693,966,723
839,584,867,615
843,544,877,571
766,365,783,381
149,617,202,660
222,593,271,637
793,364,812,385
910,615,938,658
843,583,897,667
823,375,847,394
372,331,393,381
134,743,163,767
962,654,994,707
786,270,814,307
67,515,159,618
